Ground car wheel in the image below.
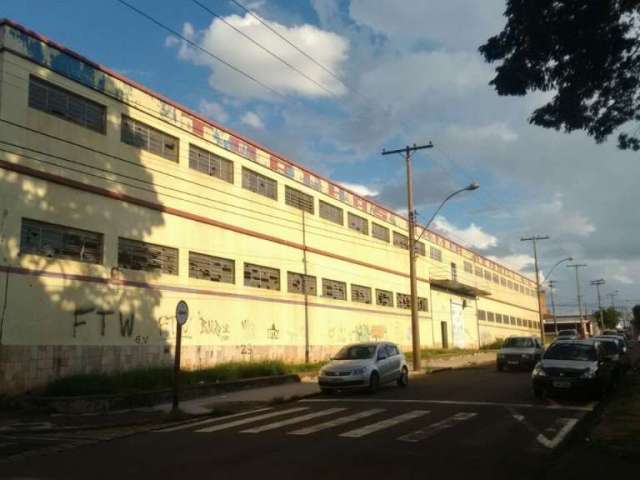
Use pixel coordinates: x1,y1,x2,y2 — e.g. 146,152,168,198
397,367,409,388
320,387,333,395
497,362,504,372
533,387,544,399
368,371,380,393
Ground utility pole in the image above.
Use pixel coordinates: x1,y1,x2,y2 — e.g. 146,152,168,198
607,291,619,329
302,211,310,363
521,235,549,345
382,142,433,371
591,279,605,333
548,280,559,336
567,264,587,336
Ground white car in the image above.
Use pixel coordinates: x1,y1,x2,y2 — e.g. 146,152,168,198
496,336,544,371
318,342,409,393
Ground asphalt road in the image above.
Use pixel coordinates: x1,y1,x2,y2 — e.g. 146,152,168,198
0,365,597,480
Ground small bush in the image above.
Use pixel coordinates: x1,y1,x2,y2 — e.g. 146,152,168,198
480,338,504,350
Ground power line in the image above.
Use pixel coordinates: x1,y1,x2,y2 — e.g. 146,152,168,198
228,0,343,84
190,0,341,97
115,0,287,99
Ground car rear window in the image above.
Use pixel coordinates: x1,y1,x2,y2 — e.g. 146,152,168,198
544,343,597,361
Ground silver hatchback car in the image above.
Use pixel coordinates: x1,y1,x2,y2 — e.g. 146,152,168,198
318,342,409,393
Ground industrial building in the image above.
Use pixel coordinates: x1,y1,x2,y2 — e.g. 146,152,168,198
0,20,541,393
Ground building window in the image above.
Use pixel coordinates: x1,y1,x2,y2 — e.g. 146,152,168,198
244,263,280,290
508,280,514,290
376,289,394,307
496,313,503,324
189,251,234,283
415,241,426,256
118,238,178,275
322,278,346,300
451,262,458,281
188,144,233,183
430,246,442,262
28,76,106,133
501,277,507,287
397,293,411,309
20,218,103,264
492,273,499,284
242,167,277,200
351,284,372,304
319,200,343,225
477,310,486,321
285,186,314,214
372,223,390,242
121,115,178,162
418,297,429,312
517,318,523,326
484,270,492,281
348,212,368,235
487,312,495,322
393,232,409,250
464,261,473,274
287,272,317,295
475,266,483,278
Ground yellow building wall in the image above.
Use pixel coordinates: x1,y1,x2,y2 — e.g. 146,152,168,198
0,23,540,393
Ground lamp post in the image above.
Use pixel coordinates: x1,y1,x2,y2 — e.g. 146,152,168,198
567,263,587,336
591,279,605,332
382,142,479,371
521,235,549,345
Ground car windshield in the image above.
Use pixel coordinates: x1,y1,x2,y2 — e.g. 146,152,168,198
599,341,619,355
503,338,534,348
544,343,597,361
333,345,376,360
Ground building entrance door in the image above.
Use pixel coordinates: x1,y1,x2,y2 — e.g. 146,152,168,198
440,321,449,349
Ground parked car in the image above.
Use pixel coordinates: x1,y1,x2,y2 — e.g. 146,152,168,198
555,329,579,340
531,339,616,399
593,335,629,373
318,342,409,394
496,336,544,371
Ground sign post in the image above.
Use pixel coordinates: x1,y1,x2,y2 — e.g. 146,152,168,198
172,300,189,411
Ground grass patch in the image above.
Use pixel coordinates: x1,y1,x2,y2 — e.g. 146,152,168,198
43,360,321,397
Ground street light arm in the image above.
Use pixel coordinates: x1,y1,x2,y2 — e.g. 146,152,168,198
415,187,470,243
543,257,573,284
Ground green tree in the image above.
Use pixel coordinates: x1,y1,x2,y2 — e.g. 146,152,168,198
592,306,622,330
479,1,640,150
632,304,640,329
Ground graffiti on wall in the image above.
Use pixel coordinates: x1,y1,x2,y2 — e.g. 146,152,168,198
267,323,280,340
72,307,134,338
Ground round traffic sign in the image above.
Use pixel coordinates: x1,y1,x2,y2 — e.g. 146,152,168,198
175,300,189,326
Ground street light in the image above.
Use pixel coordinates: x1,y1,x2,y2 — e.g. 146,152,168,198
415,182,480,242
543,257,573,284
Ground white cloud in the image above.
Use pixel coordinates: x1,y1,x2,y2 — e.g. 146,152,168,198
168,15,349,99
338,182,379,197
446,123,518,144
198,99,229,123
241,111,265,129
487,254,534,274
432,216,498,250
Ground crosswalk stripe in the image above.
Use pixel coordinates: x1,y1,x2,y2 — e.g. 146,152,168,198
398,412,478,443
288,409,386,436
240,408,347,434
195,407,309,433
155,408,273,432
339,410,429,438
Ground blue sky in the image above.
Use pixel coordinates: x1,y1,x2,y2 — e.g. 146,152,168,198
4,0,639,314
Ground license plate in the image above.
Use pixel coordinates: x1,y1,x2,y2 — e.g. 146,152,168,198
508,361,519,365
329,377,343,383
553,381,571,389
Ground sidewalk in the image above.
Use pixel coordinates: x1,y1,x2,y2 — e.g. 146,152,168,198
155,379,321,415
422,350,496,371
